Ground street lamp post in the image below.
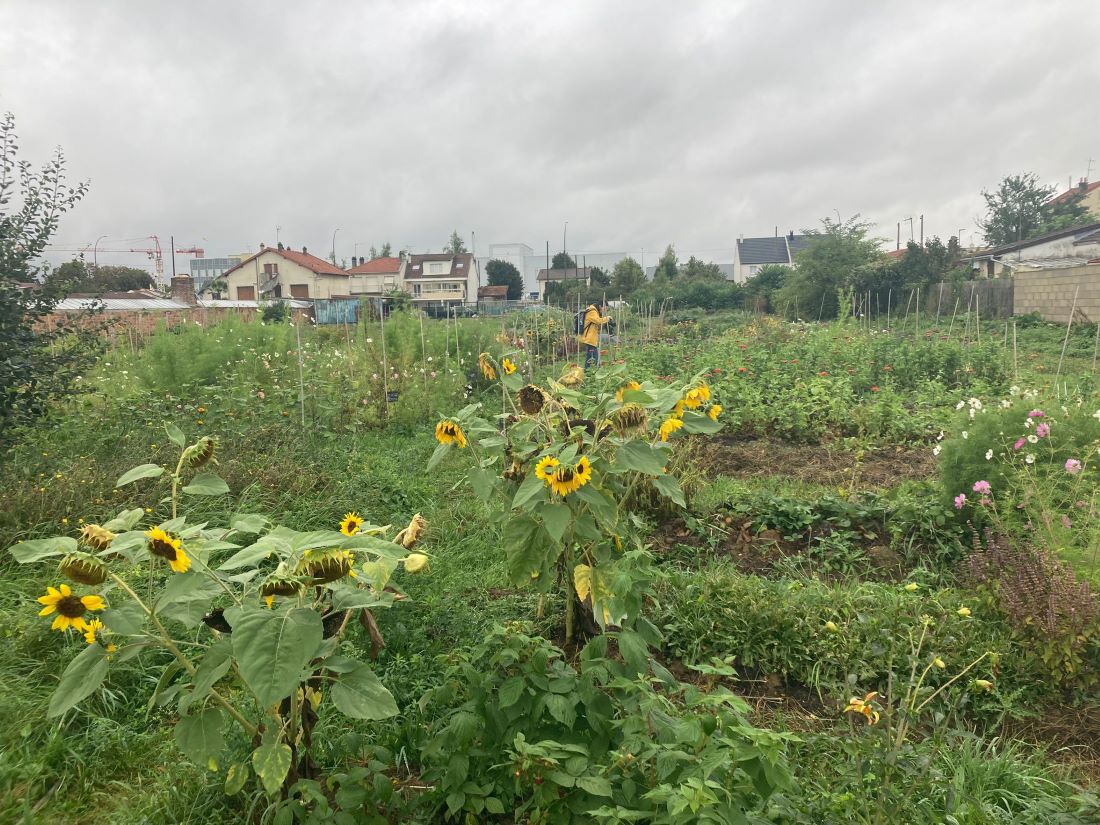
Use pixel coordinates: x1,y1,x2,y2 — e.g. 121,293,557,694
331,228,341,264
563,221,568,257
92,235,108,269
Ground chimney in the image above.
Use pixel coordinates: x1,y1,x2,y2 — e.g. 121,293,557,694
260,242,266,249
359,256,366,266
1080,178,1089,192
302,246,307,254
277,241,284,250
170,275,196,306
788,230,794,240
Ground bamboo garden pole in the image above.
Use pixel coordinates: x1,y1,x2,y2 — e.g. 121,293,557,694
1054,286,1080,394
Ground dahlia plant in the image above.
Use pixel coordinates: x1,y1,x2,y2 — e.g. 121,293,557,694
9,428,427,799
430,357,722,642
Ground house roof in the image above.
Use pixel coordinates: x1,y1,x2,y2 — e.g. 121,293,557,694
979,221,1100,257
1073,227,1100,245
347,256,401,275
478,285,509,299
1050,180,1100,205
54,297,191,311
737,236,791,265
1000,256,1100,271
536,267,591,282
221,247,348,279
404,252,475,280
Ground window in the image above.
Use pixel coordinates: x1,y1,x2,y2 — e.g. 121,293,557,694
413,284,422,296
456,260,465,268
749,265,759,276
237,286,256,300
263,263,279,276
290,284,310,298
429,262,445,274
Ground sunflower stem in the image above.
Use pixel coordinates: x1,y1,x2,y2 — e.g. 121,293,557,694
170,450,187,521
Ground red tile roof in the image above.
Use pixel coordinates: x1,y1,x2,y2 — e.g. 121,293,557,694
347,256,401,275
222,247,347,279
1050,180,1100,204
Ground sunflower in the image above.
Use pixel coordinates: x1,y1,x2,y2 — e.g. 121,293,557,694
546,456,592,497
394,513,428,549
615,380,641,402
535,455,560,482
610,403,647,435
559,365,585,387
707,403,722,421
146,527,191,574
843,692,881,725
297,549,355,584
79,523,116,552
82,618,118,653
340,511,364,536
501,357,517,375
672,400,686,418
659,417,684,442
435,419,468,448
184,436,217,468
37,583,106,632
682,383,711,410
478,352,497,381
261,574,303,599
404,553,430,573
517,384,547,414
59,551,108,586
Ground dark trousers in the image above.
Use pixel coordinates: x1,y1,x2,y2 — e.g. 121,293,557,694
584,343,599,370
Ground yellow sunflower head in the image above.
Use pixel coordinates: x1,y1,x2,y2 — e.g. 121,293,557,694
517,384,547,415
546,456,592,497
615,380,642,402
502,357,517,375
683,383,711,409
707,403,722,421
340,511,364,536
534,455,560,482
59,551,108,586
37,583,106,632
559,365,585,387
435,419,468,448
79,523,116,552
659,417,684,442
478,353,497,381
146,527,191,574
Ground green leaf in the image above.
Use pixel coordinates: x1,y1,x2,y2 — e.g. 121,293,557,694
217,534,292,571
576,776,613,797
155,572,222,613
175,707,224,766
230,513,270,535
116,463,165,487
545,694,576,728
182,472,230,496
330,662,399,721
328,583,392,611
612,441,667,476
102,508,145,532
224,761,251,795
501,371,525,392
680,410,723,434
10,536,76,563
511,471,548,510
252,740,293,796
188,637,233,705
572,483,617,530
227,606,323,707
502,513,555,587
539,502,571,545
617,630,649,674
164,422,187,448
426,442,451,471
105,531,148,562
498,676,526,709
100,600,145,636
47,643,109,718
485,797,505,815
469,468,497,502
652,475,686,508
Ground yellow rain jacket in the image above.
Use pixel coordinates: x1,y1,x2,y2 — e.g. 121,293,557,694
578,305,610,347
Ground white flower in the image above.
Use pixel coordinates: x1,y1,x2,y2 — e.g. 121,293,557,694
956,401,966,410
1025,453,1036,464
937,431,945,441
985,450,993,460
366,338,374,344
933,445,942,456
1009,385,1020,396
999,399,1012,408
969,408,976,419
1027,434,1038,444
961,431,969,439
968,398,983,410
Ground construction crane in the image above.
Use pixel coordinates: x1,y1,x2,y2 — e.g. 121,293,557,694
47,236,205,284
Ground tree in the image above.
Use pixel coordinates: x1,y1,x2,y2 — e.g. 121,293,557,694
445,231,467,254
485,259,524,300
551,252,576,269
979,173,1092,246
741,264,789,313
0,112,95,441
774,215,882,319
368,242,393,259
680,256,725,280
611,257,646,294
652,244,678,281
589,266,610,287
51,261,153,292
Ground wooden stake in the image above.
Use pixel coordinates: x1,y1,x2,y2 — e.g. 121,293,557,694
1054,286,1080,393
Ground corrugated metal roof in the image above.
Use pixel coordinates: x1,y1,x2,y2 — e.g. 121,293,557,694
1002,257,1099,270
54,297,191,311
197,299,311,309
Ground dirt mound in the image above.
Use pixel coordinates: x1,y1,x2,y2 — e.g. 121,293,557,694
701,437,936,487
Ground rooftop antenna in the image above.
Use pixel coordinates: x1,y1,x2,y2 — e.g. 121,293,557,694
904,216,914,242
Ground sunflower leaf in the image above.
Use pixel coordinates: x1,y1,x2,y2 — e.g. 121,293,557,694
252,740,293,796
679,410,723,434
116,463,165,487
330,662,399,720
47,643,109,718
101,599,145,636
224,761,251,795
228,606,324,707
174,707,224,767
611,441,667,476
187,637,234,707
539,502,571,545
426,442,451,471
10,536,76,563
502,513,555,587
102,508,145,532
652,475,686,508
511,472,547,510
164,422,187,448
182,472,230,496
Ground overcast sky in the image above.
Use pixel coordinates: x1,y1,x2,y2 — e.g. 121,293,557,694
2,0,1098,274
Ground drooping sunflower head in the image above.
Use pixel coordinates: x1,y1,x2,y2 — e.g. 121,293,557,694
503,459,525,483
297,549,355,584
615,380,642,403
59,551,108,586
146,527,191,574
79,523,116,552
517,384,546,415
502,357,517,375
610,403,648,435
404,553,430,573
478,352,497,381
559,365,585,387
707,403,722,422
659,417,684,442
435,419,468,448
184,436,217,468
395,513,428,549
546,456,592,497
340,511,364,536
37,583,106,632
534,455,560,482
261,574,304,599
682,383,711,409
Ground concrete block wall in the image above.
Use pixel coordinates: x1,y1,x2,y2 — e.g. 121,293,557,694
1013,264,1100,324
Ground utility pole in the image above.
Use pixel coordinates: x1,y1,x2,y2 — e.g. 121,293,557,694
563,221,568,257
170,235,176,278
896,223,900,251
919,214,924,247
905,217,914,242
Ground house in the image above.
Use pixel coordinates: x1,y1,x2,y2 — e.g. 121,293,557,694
477,285,509,302
346,256,403,296
190,255,248,294
220,245,350,301
536,267,591,301
963,221,1100,278
403,252,480,310
1049,178,1100,219
732,231,813,284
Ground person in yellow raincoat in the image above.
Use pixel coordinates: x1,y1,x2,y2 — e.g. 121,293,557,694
579,302,610,370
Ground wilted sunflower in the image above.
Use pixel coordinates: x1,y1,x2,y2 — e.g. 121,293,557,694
682,383,711,410
615,380,641,402
394,513,428,549
503,458,526,482
340,511,364,536
517,384,546,415
298,549,355,584
501,357,517,375
659,417,684,442
59,551,108,586
184,436,217,468
478,352,497,381
79,523,116,552
404,553,430,573
546,456,592,497
559,365,585,387
146,527,191,573
610,403,647,435
435,419,468,448
707,403,722,421
37,583,105,632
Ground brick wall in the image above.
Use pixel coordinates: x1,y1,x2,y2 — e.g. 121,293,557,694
1013,264,1100,323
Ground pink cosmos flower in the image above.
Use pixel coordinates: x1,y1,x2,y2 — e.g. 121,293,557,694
1035,422,1050,438
954,493,967,509
1061,515,1073,529
972,480,992,495
1028,409,1045,418
1065,458,1082,475
1013,438,1025,450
